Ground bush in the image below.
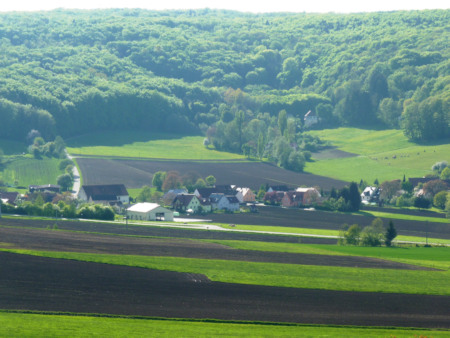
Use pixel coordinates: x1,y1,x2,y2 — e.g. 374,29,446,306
361,218,384,247
339,224,361,245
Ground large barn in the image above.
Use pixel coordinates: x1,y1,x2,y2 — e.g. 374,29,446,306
126,203,174,221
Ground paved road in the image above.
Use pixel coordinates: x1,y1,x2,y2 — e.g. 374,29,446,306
65,151,80,197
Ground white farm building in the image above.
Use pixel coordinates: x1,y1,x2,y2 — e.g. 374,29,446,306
127,203,174,221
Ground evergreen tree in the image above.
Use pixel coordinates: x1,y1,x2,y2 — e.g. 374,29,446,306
348,182,361,211
385,220,397,247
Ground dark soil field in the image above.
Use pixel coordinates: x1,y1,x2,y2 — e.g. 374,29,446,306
0,217,336,244
187,206,450,240
76,158,348,190
0,227,435,270
1,251,449,328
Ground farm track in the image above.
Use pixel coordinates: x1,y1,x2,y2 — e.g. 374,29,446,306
1,251,449,328
0,227,436,270
76,158,348,190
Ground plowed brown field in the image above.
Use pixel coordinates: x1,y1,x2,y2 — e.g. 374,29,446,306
76,158,348,190
1,219,449,328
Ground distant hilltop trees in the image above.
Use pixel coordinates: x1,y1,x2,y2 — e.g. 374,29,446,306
0,9,447,143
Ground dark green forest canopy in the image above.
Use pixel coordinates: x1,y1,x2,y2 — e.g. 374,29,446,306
0,9,448,142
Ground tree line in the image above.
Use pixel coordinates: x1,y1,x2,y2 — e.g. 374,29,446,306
0,9,448,144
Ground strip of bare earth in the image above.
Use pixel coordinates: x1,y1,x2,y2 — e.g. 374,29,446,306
0,227,437,270
0,252,448,328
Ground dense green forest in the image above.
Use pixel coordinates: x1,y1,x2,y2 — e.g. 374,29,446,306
0,9,448,146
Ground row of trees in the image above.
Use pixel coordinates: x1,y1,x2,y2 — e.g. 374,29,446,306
339,219,397,247
0,9,447,143
0,197,114,221
209,108,326,171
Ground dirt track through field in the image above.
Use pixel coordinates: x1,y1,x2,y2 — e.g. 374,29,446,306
1,252,449,328
0,227,436,270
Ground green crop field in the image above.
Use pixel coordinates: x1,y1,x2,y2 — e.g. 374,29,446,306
0,312,447,338
306,128,450,182
5,249,449,295
66,131,244,161
0,157,63,187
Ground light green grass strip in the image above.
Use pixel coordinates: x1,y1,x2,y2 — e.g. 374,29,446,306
66,131,244,160
3,249,449,295
360,210,449,223
216,224,450,245
1,312,448,338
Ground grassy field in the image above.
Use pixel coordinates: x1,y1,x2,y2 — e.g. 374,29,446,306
216,223,450,245
1,312,448,338
5,249,449,295
0,157,63,187
66,131,245,161
306,128,450,182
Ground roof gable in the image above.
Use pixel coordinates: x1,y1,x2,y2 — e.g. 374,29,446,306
81,184,128,199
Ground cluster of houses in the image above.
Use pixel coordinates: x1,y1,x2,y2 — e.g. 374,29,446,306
262,185,321,207
169,185,255,213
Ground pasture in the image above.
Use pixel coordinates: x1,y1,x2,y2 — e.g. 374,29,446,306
0,218,449,335
306,128,450,182
0,157,62,187
66,131,244,160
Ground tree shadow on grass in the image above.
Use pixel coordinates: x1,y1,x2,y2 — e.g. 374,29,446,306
66,130,197,148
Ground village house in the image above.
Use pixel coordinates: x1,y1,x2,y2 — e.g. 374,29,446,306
235,187,256,203
172,194,202,213
263,191,285,205
78,184,129,205
194,185,236,199
267,185,290,193
295,187,321,205
127,203,174,221
281,191,304,208
361,186,379,203
209,193,240,212
162,188,188,205
0,191,20,205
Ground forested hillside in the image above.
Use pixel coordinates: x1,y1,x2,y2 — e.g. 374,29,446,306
0,9,448,144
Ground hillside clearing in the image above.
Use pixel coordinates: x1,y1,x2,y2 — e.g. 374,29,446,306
306,128,449,182
66,131,244,161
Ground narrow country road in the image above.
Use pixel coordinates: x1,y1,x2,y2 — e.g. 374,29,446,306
65,150,80,197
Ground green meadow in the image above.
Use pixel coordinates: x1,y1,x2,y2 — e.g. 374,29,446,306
0,157,62,187
306,128,450,182
66,131,244,161
1,312,448,338
4,249,449,295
